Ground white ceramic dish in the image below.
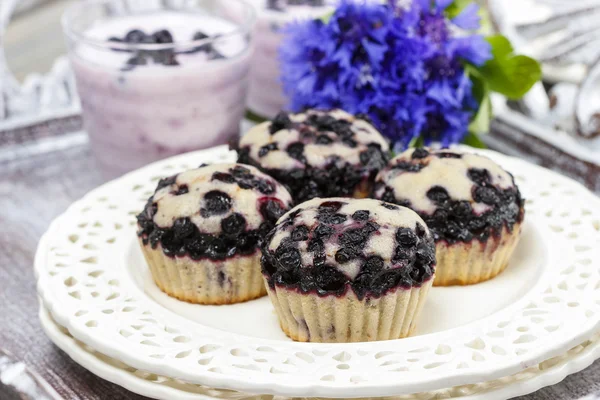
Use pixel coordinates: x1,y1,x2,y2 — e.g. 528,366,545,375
39,305,600,400
35,145,600,398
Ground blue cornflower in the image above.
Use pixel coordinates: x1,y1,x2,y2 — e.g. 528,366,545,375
279,0,492,148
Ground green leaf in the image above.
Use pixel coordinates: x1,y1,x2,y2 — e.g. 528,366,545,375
468,91,491,135
445,0,473,19
319,10,334,24
462,131,487,149
480,55,541,99
408,135,425,148
486,34,514,59
474,34,542,100
465,64,492,135
245,109,268,124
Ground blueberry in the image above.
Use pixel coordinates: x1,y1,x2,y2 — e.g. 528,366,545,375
286,142,305,162
415,223,427,237
152,29,173,43
335,247,357,264
212,172,235,183
173,185,189,196
436,151,462,159
474,186,499,205
156,175,177,191
238,232,259,254
362,256,384,275
260,198,286,222
468,168,491,185
154,50,179,66
392,161,424,173
381,203,399,211
237,179,255,190
315,266,347,292
125,54,148,67
315,135,333,145
396,228,417,246
467,218,487,232
221,213,246,236
339,228,368,246
359,144,387,169
355,113,373,124
125,29,147,43
412,148,429,159
291,225,309,241
371,270,402,295
416,245,435,265
275,268,301,285
309,114,336,131
185,234,212,257
452,201,472,217
381,187,397,204
342,138,357,148
319,201,344,213
172,218,195,240
288,209,303,221
427,186,450,204
207,238,228,259
307,238,324,254
148,229,164,248
258,142,278,157
318,213,347,225
313,251,326,268
352,210,370,221
276,246,301,270
261,254,277,276
202,190,232,216
270,112,293,134
314,224,334,239
392,246,414,263
231,165,252,178
193,31,210,41
256,179,275,195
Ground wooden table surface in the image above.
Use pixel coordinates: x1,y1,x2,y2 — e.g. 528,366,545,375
1,117,600,400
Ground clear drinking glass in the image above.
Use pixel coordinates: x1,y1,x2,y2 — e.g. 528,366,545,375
62,0,255,178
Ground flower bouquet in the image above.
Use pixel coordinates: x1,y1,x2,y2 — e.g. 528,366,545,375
279,0,541,151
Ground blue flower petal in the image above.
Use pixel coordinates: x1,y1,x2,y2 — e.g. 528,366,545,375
452,3,481,30
279,0,485,150
436,0,454,10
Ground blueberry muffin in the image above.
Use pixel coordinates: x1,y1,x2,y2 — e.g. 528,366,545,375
261,198,436,342
237,109,390,202
374,148,525,286
136,164,293,304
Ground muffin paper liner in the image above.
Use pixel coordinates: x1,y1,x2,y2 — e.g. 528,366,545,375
140,241,266,304
433,223,522,286
264,279,434,343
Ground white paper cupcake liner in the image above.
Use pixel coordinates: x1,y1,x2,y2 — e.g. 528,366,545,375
433,223,522,286
140,241,266,304
264,279,434,343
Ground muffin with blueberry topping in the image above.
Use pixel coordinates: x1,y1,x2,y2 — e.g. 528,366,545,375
136,163,293,304
237,109,390,202
374,148,524,286
261,198,436,343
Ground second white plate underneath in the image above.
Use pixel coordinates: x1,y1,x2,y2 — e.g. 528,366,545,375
40,305,600,400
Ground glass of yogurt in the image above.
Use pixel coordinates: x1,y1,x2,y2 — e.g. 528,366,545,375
62,0,256,178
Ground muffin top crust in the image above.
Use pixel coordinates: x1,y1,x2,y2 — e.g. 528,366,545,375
137,163,293,259
261,198,436,298
374,148,524,243
238,109,389,171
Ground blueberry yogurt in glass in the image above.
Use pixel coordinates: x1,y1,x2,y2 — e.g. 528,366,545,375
62,0,255,178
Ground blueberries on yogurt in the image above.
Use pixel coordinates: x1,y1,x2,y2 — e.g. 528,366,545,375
112,28,223,71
